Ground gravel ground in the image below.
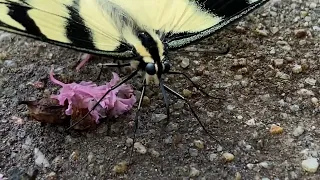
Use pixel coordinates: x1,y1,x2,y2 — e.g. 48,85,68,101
1,0,320,179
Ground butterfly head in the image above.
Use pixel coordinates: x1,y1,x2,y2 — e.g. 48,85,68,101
134,31,170,85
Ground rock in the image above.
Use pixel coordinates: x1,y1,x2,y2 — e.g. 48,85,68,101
180,58,190,68
194,140,204,149
311,97,318,106
235,172,241,180
3,60,17,68
142,96,150,105
301,158,319,173
292,64,302,74
261,178,270,180
294,29,308,38
305,78,316,86
112,161,128,174
290,105,300,112
259,161,270,169
189,167,200,177
293,126,304,137
217,145,223,152
46,172,57,180
52,156,63,169
209,153,217,161
34,148,50,168
69,151,79,161
126,138,134,147
270,124,284,135
149,148,160,158
297,89,314,96
222,152,234,162
189,148,199,157
247,163,254,169
245,118,256,126
183,89,192,98
134,142,147,154
276,71,290,80
87,152,94,163
151,114,167,122
273,59,284,67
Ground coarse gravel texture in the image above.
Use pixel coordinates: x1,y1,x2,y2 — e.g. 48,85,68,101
1,0,320,179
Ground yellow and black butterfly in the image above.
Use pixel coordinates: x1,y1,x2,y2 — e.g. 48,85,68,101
0,0,270,145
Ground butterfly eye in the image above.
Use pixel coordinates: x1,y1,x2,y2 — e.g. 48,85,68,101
145,63,156,75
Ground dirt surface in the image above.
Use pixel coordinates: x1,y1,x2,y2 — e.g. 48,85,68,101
1,0,320,179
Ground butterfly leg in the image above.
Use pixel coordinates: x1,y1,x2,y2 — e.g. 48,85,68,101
163,84,221,144
159,79,171,129
167,71,225,100
129,80,146,164
95,62,131,80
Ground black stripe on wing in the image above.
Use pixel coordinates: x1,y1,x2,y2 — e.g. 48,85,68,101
165,0,269,49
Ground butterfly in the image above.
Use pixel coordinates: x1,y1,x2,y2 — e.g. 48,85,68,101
0,0,270,159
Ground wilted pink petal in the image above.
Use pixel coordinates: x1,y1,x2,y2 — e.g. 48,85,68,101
49,67,136,123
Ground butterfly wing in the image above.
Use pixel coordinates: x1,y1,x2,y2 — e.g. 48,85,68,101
109,0,270,50
0,0,136,58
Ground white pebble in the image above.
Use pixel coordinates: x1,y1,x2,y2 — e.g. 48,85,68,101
189,167,200,177
292,64,302,74
276,71,290,80
293,126,304,137
149,148,160,158
311,97,318,105
180,58,190,68
301,158,319,173
134,142,147,154
259,161,270,169
247,163,255,169
209,153,217,161
194,140,205,149
222,152,235,162
34,148,50,168
273,59,284,66
87,152,94,163
126,138,133,147
297,89,315,96
305,78,316,86
245,118,256,126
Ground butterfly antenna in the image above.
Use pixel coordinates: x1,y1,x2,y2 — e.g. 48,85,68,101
167,71,225,100
163,84,221,144
129,80,146,165
66,68,139,131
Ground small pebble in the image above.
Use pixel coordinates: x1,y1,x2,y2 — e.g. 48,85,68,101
149,148,160,158
259,161,270,169
180,58,190,68
142,96,150,105
217,145,223,152
189,148,199,157
112,161,128,174
69,150,79,161
311,97,318,106
270,124,283,135
294,29,308,38
245,118,256,126
209,153,217,161
87,152,94,163
273,59,284,67
292,64,302,74
261,178,270,180
305,78,316,86
222,152,234,162
3,60,17,68
189,167,200,177
183,89,192,98
301,158,319,173
34,148,50,168
134,142,147,154
126,138,133,147
290,104,300,112
293,126,304,137
247,163,255,169
46,172,57,180
297,88,314,96
194,140,204,149
235,172,241,180
276,71,290,80
151,114,167,122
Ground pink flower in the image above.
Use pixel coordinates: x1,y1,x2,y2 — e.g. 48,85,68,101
50,68,136,123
